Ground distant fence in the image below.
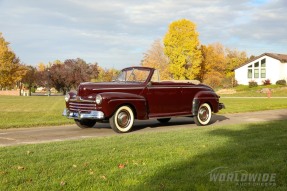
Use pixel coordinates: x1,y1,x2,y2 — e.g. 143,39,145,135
0,90,20,96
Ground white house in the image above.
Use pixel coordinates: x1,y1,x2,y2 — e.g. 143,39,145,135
235,53,287,85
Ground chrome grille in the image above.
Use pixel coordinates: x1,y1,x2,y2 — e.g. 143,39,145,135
69,101,97,112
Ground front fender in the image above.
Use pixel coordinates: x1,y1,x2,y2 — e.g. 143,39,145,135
98,92,148,119
192,91,220,115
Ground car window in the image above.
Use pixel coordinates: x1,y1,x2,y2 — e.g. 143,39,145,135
127,69,149,82
115,68,150,83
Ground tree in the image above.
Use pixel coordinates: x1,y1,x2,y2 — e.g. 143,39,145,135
225,48,248,78
200,43,226,87
37,62,46,72
46,58,100,94
141,39,171,80
21,66,37,96
163,19,202,80
94,67,119,82
0,33,27,89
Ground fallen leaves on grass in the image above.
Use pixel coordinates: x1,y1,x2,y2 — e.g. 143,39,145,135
17,166,25,170
118,164,125,169
100,175,107,180
89,169,94,175
0,171,8,175
60,181,66,186
26,150,34,155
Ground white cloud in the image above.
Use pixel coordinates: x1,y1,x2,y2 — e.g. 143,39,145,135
0,0,286,68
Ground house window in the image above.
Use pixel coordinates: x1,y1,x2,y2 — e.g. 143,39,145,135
248,69,252,78
254,69,259,78
261,58,266,78
247,64,252,78
261,58,266,67
254,62,259,78
261,68,266,78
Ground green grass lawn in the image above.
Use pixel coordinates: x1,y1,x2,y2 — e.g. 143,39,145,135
0,96,287,129
0,96,73,129
218,85,287,97
1,120,286,190
220,98,287,114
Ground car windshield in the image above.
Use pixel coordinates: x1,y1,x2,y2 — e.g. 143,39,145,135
114,68,150,83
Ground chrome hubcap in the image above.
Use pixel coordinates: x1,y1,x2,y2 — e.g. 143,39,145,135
199,106,209,122
117,110,130,128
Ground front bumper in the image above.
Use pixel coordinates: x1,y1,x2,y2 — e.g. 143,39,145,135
219,103,225,110
63,109,105,120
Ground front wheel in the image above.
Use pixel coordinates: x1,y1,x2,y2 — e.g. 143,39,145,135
194,103,212,126
109,106,134,133
74,119,96,128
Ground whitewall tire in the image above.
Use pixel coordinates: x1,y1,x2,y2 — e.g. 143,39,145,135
194,103,212,126
109,106,134,133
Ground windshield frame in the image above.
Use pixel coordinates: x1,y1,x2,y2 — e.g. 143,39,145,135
114,67,152,84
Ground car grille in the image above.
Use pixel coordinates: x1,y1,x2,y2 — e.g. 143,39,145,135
69,101,97,112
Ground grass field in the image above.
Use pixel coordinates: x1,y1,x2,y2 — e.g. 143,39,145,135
1,120,286,190
218,85,287,97
220,98,287,114
0,96,73,129
0,96,287,129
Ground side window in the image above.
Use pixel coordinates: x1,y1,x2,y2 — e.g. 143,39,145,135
247,64,252,78
151,70,160,82
254,62,259,78
248,69,252,78
261,59,266,78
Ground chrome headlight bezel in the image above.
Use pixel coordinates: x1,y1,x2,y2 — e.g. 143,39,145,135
95,94,102,105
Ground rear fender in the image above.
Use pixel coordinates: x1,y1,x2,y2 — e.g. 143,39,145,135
192,91,219,115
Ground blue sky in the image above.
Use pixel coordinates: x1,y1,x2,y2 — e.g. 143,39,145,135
0,0,286,69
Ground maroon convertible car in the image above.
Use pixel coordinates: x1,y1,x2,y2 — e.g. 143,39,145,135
63,67,225,133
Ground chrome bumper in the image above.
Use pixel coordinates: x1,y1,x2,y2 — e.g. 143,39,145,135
63,109,105,120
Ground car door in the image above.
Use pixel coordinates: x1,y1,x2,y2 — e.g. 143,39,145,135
146,82,183,117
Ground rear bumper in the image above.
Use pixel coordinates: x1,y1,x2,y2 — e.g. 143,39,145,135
219,103,225,110
63,109,105,120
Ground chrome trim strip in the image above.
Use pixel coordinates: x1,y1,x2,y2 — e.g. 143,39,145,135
92,87,144,91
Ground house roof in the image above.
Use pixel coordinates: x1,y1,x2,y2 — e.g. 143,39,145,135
235,52,287,70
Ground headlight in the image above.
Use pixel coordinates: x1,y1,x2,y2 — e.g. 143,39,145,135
65,94,70,102
95,94,102,105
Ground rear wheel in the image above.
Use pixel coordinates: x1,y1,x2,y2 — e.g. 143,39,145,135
74,119,96,128
109,106,134,133
157,118,171,123
194,103,212,126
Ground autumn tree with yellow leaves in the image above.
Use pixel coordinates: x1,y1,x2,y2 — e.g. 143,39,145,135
0,33,27,89
199,43,248,88
163,19,202,80
200,43,226,87
141,39,171,80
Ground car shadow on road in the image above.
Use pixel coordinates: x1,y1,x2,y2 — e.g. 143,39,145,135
131,114,230,132
210,114,230,124
91,114,229,132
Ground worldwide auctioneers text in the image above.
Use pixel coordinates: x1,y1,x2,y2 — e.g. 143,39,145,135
207,167,276,187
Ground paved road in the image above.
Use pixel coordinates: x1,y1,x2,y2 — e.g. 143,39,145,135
1,109,287,147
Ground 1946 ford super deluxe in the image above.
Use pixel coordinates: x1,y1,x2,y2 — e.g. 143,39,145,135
63,66,225,133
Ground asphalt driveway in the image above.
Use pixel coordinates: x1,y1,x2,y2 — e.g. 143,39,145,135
0,109,287,147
